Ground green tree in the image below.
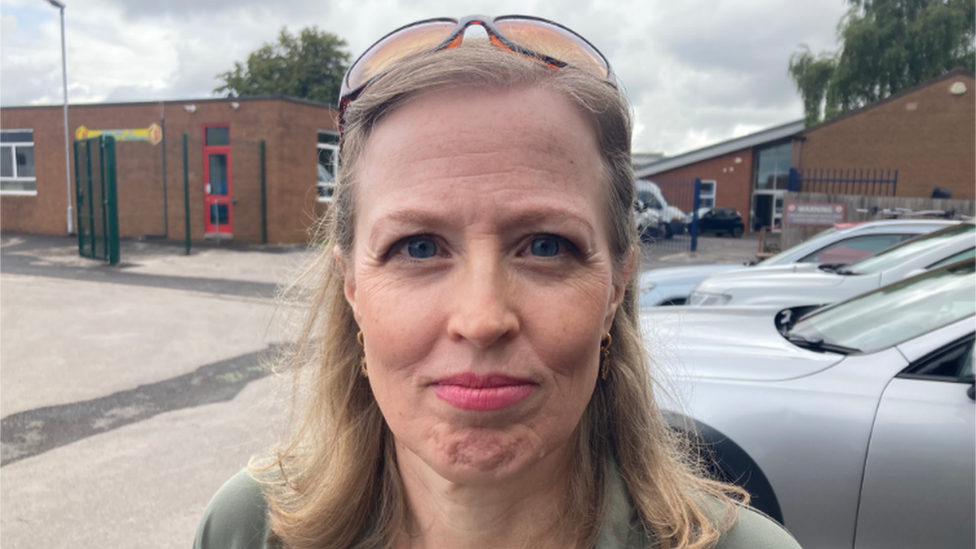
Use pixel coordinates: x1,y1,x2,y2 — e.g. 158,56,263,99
215,27,351,105
789,0,975,126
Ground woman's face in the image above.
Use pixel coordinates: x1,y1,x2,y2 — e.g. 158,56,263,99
343,85,627,485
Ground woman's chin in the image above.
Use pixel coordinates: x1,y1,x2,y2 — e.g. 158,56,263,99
410,425,551,483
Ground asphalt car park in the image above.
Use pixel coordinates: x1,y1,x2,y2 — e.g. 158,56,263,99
0,234,306,547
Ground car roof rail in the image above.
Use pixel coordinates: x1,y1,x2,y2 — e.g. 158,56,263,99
855,207,970,220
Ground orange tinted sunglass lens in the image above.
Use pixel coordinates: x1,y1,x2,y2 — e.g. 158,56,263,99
494,19,609,80
344,21,458,94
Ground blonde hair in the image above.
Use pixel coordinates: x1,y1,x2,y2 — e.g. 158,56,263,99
257,43,746,549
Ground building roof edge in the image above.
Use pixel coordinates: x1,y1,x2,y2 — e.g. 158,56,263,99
0,95,338,111
635,119,805,178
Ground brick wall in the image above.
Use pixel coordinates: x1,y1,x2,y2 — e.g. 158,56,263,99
799,72,976,201
266,100,338,244
1,107,69,235
643,147,755,230
1,97,339,244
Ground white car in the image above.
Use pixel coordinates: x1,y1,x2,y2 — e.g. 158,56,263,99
644,259,976,549
636,179,686,239
639,219,955,307
688,221,975,310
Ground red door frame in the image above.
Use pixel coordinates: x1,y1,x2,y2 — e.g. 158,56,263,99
202,124,233,235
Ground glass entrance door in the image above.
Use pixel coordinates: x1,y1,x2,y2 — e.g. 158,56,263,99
751,191,785,231
203,125,232,236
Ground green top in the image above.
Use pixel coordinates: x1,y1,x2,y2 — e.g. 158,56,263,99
194,468,802,549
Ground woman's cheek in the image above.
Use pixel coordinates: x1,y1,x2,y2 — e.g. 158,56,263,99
358,274,446,370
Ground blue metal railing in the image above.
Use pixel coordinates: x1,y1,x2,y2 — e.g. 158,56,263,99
787,167,898,196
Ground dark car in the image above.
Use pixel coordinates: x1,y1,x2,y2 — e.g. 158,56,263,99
698,207,744,238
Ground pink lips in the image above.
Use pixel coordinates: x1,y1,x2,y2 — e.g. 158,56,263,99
432,373,536,412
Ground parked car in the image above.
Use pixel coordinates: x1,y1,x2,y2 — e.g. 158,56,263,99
638,219,955,307
643,258,976,549
636,179,686,239
696,207,744,238
633,199,660,238
687,221,975,310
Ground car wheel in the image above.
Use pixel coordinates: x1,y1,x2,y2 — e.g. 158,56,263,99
660,223,673,240
731,225,744,238
665,415,784,525
639,227,654,243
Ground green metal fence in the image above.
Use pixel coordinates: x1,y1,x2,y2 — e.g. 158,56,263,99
75,135,120,264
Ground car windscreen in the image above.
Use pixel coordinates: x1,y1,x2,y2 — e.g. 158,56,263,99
849,222,973,274
637,191,664,210
789,258,975,354
759,227,839,266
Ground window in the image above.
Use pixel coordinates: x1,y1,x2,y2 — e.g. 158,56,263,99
753,142,792,190
852,223,975,275
1,129,36,194
899,336,975,383
639,192,663,210
317,131,339,202
205,126,230,146
797,234,915,264
928,248,976,270
699,180,716,208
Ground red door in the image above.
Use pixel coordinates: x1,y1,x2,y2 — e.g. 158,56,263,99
202,125,233,236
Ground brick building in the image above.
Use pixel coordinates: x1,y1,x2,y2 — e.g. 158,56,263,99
797,68,975,202
635,120,803,232
1,96,339,244
636,68,975,232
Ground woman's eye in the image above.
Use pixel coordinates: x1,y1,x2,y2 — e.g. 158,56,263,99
402,237,437,259
529,236,561,257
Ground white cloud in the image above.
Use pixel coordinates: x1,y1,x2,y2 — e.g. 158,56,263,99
0,0,850,155
1,13,16,34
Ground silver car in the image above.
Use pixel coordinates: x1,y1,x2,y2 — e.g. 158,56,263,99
643,259,975,549
639,219,955,307
688,221,975,309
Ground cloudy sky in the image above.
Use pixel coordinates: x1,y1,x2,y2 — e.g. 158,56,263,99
1,0,849,155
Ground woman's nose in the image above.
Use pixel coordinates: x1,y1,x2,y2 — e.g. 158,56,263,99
446,253,519,348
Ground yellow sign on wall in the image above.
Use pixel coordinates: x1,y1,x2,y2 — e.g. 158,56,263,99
75,123,162,146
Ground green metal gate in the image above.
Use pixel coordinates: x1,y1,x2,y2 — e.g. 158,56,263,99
74,136,120,264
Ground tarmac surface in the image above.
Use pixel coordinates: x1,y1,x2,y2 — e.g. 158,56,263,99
0,231,760,548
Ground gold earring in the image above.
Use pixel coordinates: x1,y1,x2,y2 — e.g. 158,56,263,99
357,330,368,378
600,333,612,380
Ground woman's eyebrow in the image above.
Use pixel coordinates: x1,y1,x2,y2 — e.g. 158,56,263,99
368,210,453,234
497,208,597,234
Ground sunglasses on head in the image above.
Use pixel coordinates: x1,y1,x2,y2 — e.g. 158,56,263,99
338,15,615,136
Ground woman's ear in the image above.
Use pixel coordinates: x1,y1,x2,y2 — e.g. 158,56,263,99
335,245,358,319
604,248,636,332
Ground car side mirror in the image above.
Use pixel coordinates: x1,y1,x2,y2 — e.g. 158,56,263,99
968,382,975,401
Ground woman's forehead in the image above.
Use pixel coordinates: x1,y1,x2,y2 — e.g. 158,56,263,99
359,85,602,186
352,85,610,236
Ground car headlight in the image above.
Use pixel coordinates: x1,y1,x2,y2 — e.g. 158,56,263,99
688,291,731,306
